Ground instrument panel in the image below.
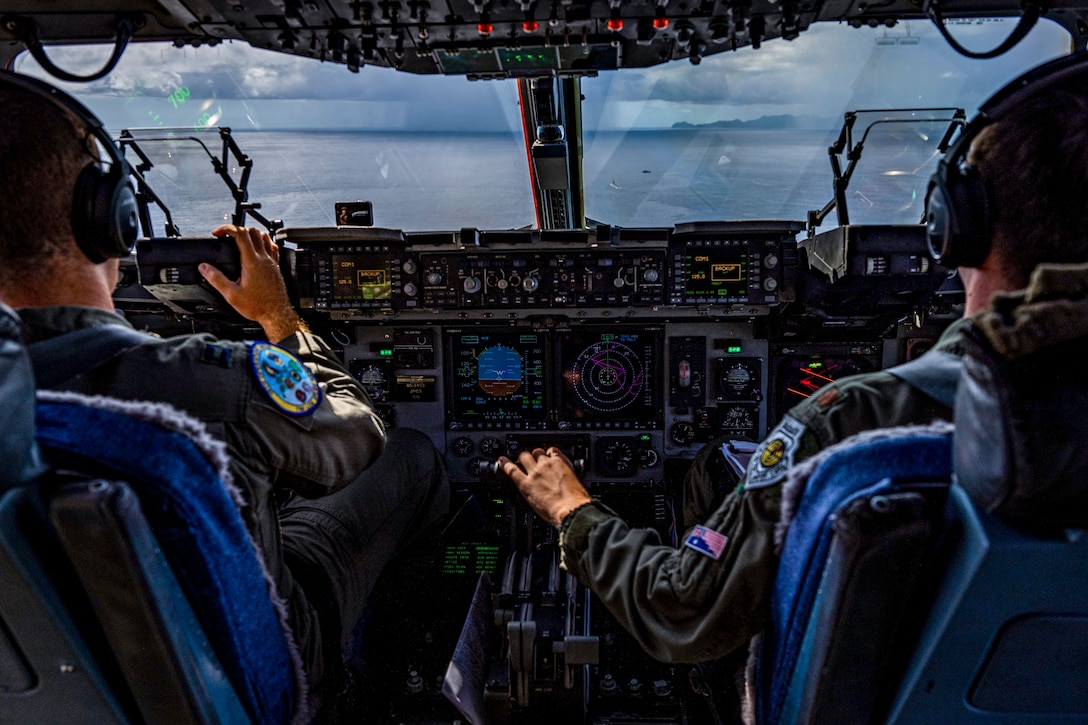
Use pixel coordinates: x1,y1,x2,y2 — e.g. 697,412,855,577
118,220,956,723
126,220,952,489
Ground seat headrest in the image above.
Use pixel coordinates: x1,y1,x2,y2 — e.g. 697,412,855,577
0,303,44,490
954,325,1088,529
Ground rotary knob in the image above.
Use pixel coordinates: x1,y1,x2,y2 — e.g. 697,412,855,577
425,271,443,285
642,267,660,283
522,275,539,293
463,276,482,294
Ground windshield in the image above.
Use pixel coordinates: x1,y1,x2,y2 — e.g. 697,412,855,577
581,18,1070,230
13,17,1070,234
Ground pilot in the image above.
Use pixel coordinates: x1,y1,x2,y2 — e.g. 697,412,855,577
0,71,449,711
501,54,1088,691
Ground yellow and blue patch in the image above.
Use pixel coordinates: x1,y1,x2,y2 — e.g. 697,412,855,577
249,341,321,416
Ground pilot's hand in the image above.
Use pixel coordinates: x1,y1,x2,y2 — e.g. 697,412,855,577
201,225,307,341
499,447,593,528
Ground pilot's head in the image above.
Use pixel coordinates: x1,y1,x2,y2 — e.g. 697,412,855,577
929,57,1088,292
970,74,1088,289
0,72,137,300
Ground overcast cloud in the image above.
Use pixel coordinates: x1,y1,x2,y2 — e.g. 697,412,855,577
14,16,1070,132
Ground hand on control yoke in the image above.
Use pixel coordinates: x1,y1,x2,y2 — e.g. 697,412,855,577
200,225,308,342
498,447,593,528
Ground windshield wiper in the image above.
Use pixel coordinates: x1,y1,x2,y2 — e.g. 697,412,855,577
117,127,283,237
806,108,965,236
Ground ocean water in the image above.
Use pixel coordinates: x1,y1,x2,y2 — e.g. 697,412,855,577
134,128,934,236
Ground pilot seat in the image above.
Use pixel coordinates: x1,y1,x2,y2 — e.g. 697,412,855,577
757,322,1088,724
0,301,303,725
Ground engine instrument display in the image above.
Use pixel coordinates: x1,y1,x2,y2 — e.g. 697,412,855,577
558,329,662,429
449,330,548,429
776,354,876,413
331,254,392,301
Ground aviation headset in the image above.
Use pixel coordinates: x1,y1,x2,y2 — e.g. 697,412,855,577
0,70,138,263
926,51,1088,268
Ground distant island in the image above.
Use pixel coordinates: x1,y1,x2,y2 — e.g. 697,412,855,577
672,114,836,130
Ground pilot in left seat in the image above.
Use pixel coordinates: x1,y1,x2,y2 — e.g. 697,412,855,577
0,70,449,714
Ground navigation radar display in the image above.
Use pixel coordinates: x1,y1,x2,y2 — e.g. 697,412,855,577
449,330,547,429
559,329,662,429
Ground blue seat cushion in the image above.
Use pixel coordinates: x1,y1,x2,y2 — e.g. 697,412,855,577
35,394,298,725
760,426,953,724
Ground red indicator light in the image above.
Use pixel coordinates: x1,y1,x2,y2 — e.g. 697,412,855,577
523,20,539,32
477,23,493,34
653,16,669,29
606,17,623,31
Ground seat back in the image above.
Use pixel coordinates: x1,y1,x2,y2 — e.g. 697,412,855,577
761,314,1088,724
0,304,301,724
757,424,954,725
765,466,1088,725
887,485,1088,722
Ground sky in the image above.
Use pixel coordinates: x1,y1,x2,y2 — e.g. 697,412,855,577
14,16,1071,133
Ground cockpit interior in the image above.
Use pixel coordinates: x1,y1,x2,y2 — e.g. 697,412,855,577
3,1,1088,723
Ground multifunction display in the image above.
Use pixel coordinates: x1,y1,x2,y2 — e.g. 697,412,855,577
448,330,548,429
331,254,392,301
558,329,662,429
670,238,772,304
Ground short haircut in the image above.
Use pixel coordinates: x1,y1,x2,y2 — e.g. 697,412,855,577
974,74,1088,286
0,84,94,289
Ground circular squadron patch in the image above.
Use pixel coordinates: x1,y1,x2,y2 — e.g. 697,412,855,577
249,342,321,416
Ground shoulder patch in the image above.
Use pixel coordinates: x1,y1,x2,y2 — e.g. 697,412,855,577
249,341,321,416
744,415,807,490
684,525,729,560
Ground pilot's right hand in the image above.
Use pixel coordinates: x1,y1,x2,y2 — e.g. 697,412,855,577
499,447,593,528
200,225,307,341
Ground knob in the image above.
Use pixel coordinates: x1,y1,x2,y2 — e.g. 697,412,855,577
402,282,417,296
600,674,618,696
463,276,482,294
642,267,660,283
497,278,509,290
763,253,779,269
467,457,489,477
763,277,778,292
402,259,418,274
522,275,539,293
425,271,443,285
613,276,625,288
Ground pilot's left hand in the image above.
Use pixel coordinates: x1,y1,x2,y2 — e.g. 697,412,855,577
499,447,592,528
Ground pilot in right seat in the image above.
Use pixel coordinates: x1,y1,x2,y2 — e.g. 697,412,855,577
0,70,450,716
499,52,1088,712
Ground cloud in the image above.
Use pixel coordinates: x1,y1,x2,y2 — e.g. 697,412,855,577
581,17,1070,128
13,16,1072,132
14,41,524,131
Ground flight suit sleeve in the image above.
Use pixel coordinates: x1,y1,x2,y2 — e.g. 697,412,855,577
557,407,831,665
558,483,781,664
231,330,387,498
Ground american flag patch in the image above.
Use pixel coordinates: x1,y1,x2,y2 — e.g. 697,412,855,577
684,525,728,560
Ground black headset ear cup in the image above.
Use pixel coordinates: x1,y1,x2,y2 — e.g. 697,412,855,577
72,161,138,263
925,157,991,269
